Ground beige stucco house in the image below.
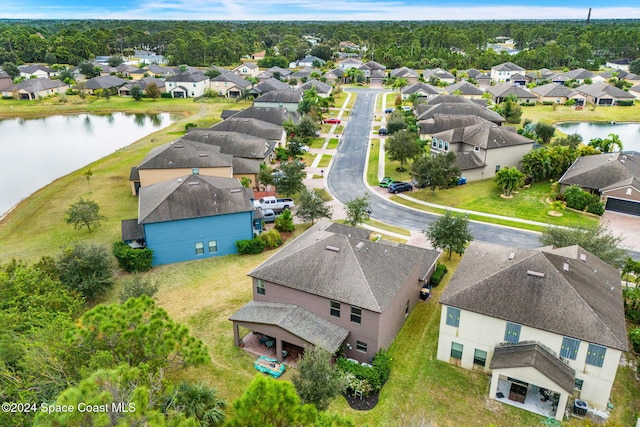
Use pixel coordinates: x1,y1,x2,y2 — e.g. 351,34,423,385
437,242,628,421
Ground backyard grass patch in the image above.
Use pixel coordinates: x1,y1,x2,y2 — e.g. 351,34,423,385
326,138,339,149
308,137,325,148
367,139,381,186
522,104,640,126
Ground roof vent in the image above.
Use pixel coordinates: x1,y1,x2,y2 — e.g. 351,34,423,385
355,242,365,251
579,253,587,262
198,153,209,157
229,188,242,193
508,252,515,260
325,245,340,253
188,181,200,186
527,270,545,278
563,263,570,272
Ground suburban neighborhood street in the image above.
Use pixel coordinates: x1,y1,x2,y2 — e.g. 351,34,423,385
326,88,639,255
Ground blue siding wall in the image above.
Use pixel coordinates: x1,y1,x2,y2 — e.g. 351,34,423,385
144,211,253,265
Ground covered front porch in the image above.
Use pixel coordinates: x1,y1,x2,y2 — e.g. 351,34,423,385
489,342,575,421
229,301,349,362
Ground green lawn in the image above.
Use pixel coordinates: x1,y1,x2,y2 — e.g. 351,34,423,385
367,139,381,186
408,180,598,228
318,154,332,168
384,159,412,183
522,104,640,126
308,137,326,149
326,138,340,149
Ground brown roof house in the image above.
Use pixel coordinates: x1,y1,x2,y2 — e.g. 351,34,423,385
129,139,234,195
210,117,287,149
574,82,636,106
437,241,627,421
444,81,485,99
2,77,68,100
486,83,537,104
182,130,276,163
230,221,440,363
390,67,420,84
400,82,440,101
210,71,252,98
558,151,640,216
253,89,303,113
431,122,534,181
530,83,584,105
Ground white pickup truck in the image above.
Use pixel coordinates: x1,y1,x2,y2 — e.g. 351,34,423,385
254,196,295,212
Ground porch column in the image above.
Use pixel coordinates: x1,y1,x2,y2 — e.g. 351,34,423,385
489,373,500,399
276,338,284,362
554,393,569,422
232,323,240,347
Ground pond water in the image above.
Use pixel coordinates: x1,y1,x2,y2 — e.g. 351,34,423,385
556,122,640,152
0,112,176,216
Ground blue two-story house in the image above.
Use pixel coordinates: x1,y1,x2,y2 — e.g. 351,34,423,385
135,174,258,265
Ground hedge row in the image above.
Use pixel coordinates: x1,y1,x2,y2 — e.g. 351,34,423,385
430,263,448,287
112,241,153,272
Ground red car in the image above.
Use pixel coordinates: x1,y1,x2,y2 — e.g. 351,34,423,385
324,118,341,124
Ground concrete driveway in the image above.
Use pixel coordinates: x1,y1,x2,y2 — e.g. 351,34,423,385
601,211,640,252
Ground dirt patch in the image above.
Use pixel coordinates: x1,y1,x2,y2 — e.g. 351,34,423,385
500,194,513,199
485,398,504,413
548,211,563,217
342,391,379,411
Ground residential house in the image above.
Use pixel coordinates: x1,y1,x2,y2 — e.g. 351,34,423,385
132,174,257,265
146,64,176,77
299,79,332,97
257,67,292,83
224,106,300,126
18,64,56,79
232,62,260,78
253,89,302,112
248,78,290,97
390,67,420,84
82,75,127,95
431,122,534,181
133,49,166,64
129,139,234,194
210,117,287,148
210,71,252,98
524,68,556,84
558,152,640,216
183,130,276,163
444,81,484,99
461,68,492,88
118,77,166,96
605,59,631,71
419,114,490,139
165,72,209,98
530,83,584,105
423,68,455,85
296,56,325,68
2,77,68,100
486,83,537,104
323,68,345,85
561,68,606,84
629,84,640,100
401,82,440,101
416,96,505,126
114,64,140,78
490,62,525,83
363,60,386,72
425,94,489,108
509,73,527,86
370,69,386,87
0,70,11,90
437,241,628,421
230,220,440,362
251,51,266,61
337,59,364,70
574,82,636,106
290,67,321,82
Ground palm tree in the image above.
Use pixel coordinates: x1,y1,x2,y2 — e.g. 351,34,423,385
165,382,226,426
605,133,623,152
494,167,525,197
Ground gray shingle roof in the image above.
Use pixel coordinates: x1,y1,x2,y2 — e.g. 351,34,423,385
456,151,486,170
138,139,233,170
183,130,274,160
253,78,290,94
248,220,440,313
138,174,253,224
445,81,484,96
211,117,284,141
530,83,578,98
7,77,67,93
401,82,440,96
419,114,490,136
83,75,127,90
254,89,303,104
416,99,505,124
364,60,386,70
121,77,165,91
165,72,208,83
487,83,537,99
129,166,140,181
440,241,628,351
561,68,595,80
19,64,54,74
121,218,145,241
232,157,260,174
225,106,300,126
490,343,575,393
492,62,525,72
558,152,640,191
390,67,419,78
229,301,349,353
212,71,252,88
299,79,332,95
432,122,533,150
575,82,636,99
423,68,455,80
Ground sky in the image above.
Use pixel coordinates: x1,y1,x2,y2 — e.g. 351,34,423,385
3,1,640,21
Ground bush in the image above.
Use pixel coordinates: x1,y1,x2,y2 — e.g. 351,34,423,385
275,209,295,232
184,123,197,131
56,243,114,299
429,263,448,286
617,100,634,106
119,274,159,303
563,185,604,215
236,238,266,255
112,241,153,272
259,229,283,249
565,99,576,106
336,350,392,397
160,92,172,98
542,101,555,105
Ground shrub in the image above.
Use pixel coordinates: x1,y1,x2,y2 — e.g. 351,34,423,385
565,99,576,106
542,101,555,105
275,209,295,232
160,92,172,98
617,100,634,106
236,238,266,255
119,274,159,303
336,350,392,397
372,349,392,385
429,263,448,286
563,185,604,215
184,123,197,131
259,229,283,249
112,241,153,272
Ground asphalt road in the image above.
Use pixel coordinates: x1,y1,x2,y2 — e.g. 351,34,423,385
327,88,572,250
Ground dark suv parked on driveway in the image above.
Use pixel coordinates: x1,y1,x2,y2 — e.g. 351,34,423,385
387,182,413,194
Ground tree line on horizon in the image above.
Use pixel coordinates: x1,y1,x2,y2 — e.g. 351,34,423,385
0,19,639,71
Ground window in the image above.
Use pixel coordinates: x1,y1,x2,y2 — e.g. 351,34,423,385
446,307,460,327
256,279,265,295
208,240,217,253
504,322,521,344
473,349,487,367
405,300,410,317
350,306,362,324
574,378,584,391
474,146,480,152
330,300,341,318
586,343,606,367
495,165,501,172
438,140,443,149
195,242,204,255
356,341,367,352
432,140,437,148
560,337,580,360
192,167,199,174
451,342,463,360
